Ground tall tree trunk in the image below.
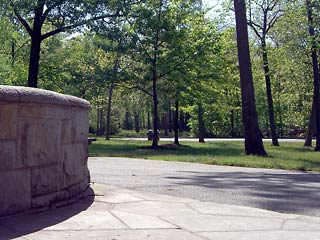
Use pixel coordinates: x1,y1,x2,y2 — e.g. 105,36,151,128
28,5,44,88
164,112,169,137
151,0,163,148
147,111,151,129
134,112,140,133
234,0,266,156
152,68,159,147
185,113,190,131
96,107,100,135
11,41,15,65
125,111,130,130
105,83,114,140
306,0,320,151
174,100,180,145
179,111,184,131
105,53,120,140
305,101,316,147
198,104,205,143
261,40,279,146
168,109,173,132
97,108,104,136
28,32,42,88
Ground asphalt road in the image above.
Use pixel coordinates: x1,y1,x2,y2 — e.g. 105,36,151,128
88,157,320,217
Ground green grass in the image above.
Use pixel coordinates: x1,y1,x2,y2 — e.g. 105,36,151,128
89,138,320,172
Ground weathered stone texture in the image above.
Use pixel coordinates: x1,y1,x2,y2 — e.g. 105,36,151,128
0,85,90,216
31,165,61,197
17,119,61,167
0,169,31,215
73,110,89,142
0,141,16,170
0,103,17,139
61,142,88,187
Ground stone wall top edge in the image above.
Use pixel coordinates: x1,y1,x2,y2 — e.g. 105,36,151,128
0,85,90,109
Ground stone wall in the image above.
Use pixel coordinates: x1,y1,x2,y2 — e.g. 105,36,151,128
0,86,91,216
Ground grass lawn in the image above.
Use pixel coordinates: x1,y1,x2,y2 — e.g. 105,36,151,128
89,138,320,172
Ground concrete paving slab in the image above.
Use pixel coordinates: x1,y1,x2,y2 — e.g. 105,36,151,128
197,231,320,240
111,210,176,229
113,201,197,217
43,211,127,231
282,218,320,231
1,183,320,240
187,201,297,218
130,191,192,203
163,214,285,232
21,229,204,240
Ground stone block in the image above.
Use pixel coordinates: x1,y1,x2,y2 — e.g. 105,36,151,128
0,169,31,216
0,103,17,140
17,118,61,167
0,86,90,216
72,109,89,142
61,119,72,144
19,104,72,120
0,140,16,171
31,165,61,197
61,142,88,188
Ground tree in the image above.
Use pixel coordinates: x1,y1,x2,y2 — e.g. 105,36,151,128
306,0,320,151
9,0,125,87
234,0,266,155
247,0,285,146
126,0,203,147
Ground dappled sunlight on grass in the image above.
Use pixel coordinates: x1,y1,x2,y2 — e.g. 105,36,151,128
89,139,320,171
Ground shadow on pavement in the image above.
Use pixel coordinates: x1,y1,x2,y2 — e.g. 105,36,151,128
0,188,95,240
167,171,320,216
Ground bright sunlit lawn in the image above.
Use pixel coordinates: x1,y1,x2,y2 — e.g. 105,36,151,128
89,138,320,172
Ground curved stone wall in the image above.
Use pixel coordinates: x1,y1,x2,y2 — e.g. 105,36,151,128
0,86,91,216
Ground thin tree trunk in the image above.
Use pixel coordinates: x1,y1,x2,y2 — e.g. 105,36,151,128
164,112,169,137
11,42,15,65
234,0,266,156
151,67,159,148
105,83,114,140
174,100,180,145
105,52,120,140
96,107,100,135
147,111,151,129
198,104,205,143
185,113,190,131
151,0,163,148
97,108,103,136
134,112,140,133
305,100,316,147
125,111,130,130
306,0,320,151
168,109,173,132
261,40,279,146
179,111,184,131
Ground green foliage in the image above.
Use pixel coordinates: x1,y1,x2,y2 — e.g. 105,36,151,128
0,0,318,141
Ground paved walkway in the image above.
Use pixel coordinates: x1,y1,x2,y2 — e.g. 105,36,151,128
1,183,320,240
89,157,320,217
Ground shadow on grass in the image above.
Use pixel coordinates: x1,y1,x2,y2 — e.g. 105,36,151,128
89,141,244,158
